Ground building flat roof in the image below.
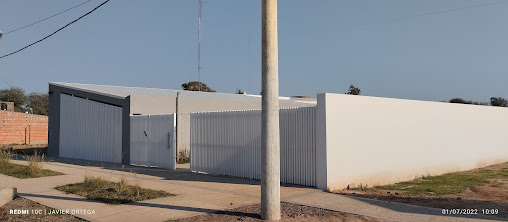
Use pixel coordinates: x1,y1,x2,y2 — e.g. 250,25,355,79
50,82,316,104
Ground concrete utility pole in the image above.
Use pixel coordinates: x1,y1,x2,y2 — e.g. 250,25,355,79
197,0,203,91
261,0,280,220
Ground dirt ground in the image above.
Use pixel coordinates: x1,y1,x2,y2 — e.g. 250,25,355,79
0,199,385,222
0,144,47,156
176,202,387,222
338,163,508,219
0,144,47,150
0,197,84,222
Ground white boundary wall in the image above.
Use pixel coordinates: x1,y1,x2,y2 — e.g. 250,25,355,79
316,93,508,191
190,107,316,186
130,114,176,169
59,94,123,163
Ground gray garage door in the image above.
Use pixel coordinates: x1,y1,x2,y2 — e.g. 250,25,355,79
59,94,123,163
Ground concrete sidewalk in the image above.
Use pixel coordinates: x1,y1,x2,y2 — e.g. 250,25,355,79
1,158,310,222
0,158,505,222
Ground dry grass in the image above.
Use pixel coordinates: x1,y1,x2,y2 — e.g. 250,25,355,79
374,166,508,195
119,177,130,193
338,163,508,219
133,182,142,197
25,151,45,175
0,150,63,178
0,149,11,165
56,175,175,204
177,150,190,164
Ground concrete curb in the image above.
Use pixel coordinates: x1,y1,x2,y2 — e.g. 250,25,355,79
0,187,17,207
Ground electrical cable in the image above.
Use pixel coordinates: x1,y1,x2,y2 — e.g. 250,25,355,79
0,0,110,60
2,0,92,36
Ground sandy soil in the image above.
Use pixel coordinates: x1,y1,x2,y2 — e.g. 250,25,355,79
0,197,84,222
176,202,388,222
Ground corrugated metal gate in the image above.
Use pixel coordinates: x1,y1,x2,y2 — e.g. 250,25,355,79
59,94,123,163
130,114,176,169
190,107,316,186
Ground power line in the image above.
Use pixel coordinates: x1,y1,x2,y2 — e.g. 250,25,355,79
0,0,110,60
2,0,92,36
362,0,508,26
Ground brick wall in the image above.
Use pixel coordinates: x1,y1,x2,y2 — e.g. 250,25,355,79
0,110,48,144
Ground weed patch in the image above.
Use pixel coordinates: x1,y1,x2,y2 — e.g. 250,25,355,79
374,167,508,195
0,150,62,178
56,176,174,204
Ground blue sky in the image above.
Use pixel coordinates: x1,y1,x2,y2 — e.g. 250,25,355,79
1,0,507,102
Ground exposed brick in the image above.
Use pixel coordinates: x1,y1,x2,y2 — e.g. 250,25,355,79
0,110,48,144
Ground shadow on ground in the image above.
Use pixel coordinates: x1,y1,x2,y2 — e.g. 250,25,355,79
19,193,262,219
9,147,47,156
19,193,217,213
45,156,314,189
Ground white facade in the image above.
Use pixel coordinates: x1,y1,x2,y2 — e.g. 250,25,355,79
316,93,508,191
189,93,508,190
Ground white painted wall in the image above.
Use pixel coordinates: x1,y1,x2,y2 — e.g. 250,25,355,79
316,93,508,191
59,94,123,163
130,95,176,115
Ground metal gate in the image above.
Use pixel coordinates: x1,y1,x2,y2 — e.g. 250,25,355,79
130,114,176,169
190,107,316,187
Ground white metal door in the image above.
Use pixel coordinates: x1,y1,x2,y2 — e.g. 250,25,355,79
130,114,176,169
